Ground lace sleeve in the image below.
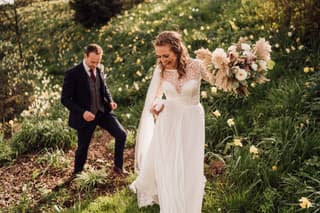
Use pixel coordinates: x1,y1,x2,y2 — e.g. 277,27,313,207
199,60,215,85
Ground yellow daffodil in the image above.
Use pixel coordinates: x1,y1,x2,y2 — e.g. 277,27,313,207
233,138,243,147
249,145,259,154
304,67,310,73
299,197,312,209
213,110,221,118
136,70,142,77
227,118,235,127
211,86,218,95
8,120,14,126
201,91,208,99
272,165,278,171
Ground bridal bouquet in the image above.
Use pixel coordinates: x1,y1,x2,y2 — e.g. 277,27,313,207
195,38,275,96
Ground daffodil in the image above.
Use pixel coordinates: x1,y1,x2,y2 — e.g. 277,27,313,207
299,197,312,209
227,118,235,127
213,110,221,118
233,138,243,147
201,91,208,99
249,145,258,154
211,87,218,95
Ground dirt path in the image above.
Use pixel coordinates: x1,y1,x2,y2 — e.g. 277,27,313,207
0,131,135,211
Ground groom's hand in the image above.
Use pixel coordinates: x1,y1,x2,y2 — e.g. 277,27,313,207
150,104,164,116
110,102,117,110
83,111,95,122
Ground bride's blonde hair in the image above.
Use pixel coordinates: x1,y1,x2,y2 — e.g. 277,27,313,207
153,31,189,79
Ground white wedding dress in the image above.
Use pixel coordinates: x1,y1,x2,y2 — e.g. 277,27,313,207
130,58,214,213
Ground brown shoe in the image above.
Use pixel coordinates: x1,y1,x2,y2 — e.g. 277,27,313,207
113,167,129,176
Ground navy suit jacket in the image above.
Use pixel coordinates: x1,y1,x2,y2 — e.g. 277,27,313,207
61,62,113,129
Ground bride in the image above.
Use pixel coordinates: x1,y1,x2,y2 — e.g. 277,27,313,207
130,31,215,213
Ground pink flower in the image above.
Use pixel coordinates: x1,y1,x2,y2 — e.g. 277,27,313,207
194,48,213,67
254,38,272,61
212,48,229,69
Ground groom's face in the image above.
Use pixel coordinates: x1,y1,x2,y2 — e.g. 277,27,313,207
155,45,177,69
84,52,102,70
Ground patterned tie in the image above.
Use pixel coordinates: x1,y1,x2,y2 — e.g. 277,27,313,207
89,69,96,81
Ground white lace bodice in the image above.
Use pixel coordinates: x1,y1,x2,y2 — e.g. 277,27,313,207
155,58,214,105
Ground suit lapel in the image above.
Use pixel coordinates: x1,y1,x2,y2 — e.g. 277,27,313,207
79,63,91,98
97,68,106,96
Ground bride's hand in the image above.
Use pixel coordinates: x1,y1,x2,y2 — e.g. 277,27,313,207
150,104,164,116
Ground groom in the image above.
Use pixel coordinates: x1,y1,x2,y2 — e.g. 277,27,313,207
61,43,128,176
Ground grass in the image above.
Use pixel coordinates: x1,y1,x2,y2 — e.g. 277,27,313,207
1,0,320,212
65,188,160,213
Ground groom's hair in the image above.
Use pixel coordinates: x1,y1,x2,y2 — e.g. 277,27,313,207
84,43,103,56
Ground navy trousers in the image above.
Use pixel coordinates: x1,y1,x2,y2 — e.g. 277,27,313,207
74,111,127,174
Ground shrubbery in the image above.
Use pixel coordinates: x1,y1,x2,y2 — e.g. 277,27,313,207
69,0,123,28
0,0,320,211
11,119,76,155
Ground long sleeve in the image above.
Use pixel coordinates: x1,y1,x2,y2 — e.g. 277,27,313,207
61,69,86,115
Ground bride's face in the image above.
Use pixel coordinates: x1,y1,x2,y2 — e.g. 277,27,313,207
155,45,177,69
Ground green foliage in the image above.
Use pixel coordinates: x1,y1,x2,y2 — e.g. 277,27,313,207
9,184,33,213
0,132,15,165
125,130,136,149
11,119,76,155
65,188,160,213
107,129,136,152
266,0,320,48
75,167,108,192
0,42,34,123
1,0,320,211
37,188,73,213
36,148,70,170
69,0,123,28
303,71,320,122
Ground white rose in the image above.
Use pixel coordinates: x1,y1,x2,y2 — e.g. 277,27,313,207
241,43,251,51
251,62,258,71
235,68,248,81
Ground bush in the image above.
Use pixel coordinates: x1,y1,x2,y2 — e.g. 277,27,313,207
0,133,15,165
11,119,76,155
70,0,123,28
267,0,320,47
0,42,34,124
